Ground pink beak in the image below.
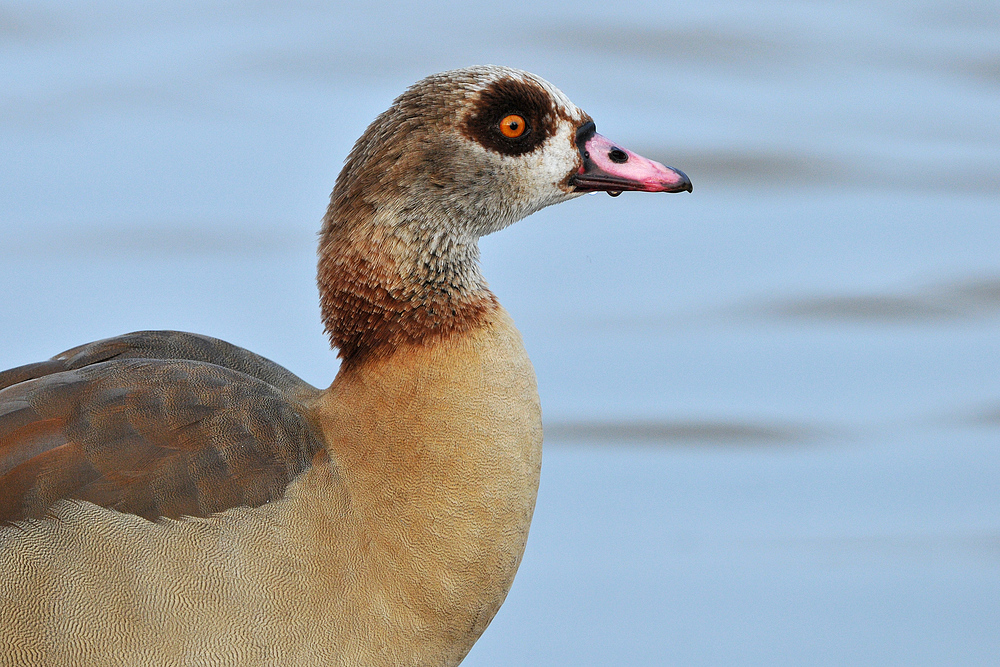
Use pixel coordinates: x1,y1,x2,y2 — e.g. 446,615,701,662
568,121,692,195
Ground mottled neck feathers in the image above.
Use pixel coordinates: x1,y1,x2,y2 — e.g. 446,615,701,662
317,217,498,366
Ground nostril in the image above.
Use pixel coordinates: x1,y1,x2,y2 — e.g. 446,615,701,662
608,148,628,164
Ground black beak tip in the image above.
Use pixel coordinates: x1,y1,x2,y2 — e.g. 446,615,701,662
673,168,693,193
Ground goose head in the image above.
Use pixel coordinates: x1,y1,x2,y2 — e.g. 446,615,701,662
318,65,691,363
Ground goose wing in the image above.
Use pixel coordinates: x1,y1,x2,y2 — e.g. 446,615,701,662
0,331,324,524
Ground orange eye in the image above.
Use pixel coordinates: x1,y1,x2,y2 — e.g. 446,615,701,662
499,114,526,138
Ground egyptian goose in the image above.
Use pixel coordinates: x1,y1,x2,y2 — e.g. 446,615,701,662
0,66,690,665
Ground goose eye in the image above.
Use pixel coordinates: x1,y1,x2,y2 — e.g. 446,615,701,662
499,114,527,138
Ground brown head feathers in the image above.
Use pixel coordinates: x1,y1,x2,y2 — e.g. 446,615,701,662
318,66,590,365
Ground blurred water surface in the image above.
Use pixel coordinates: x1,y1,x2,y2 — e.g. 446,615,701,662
2,1,998,664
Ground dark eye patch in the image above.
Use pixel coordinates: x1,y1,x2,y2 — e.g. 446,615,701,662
461,77,556,156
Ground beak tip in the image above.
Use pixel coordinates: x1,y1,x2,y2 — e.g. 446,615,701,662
667,167,693,194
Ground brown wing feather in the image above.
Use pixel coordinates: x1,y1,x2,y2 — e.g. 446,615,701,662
0,353,325,524
0,330,316,396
